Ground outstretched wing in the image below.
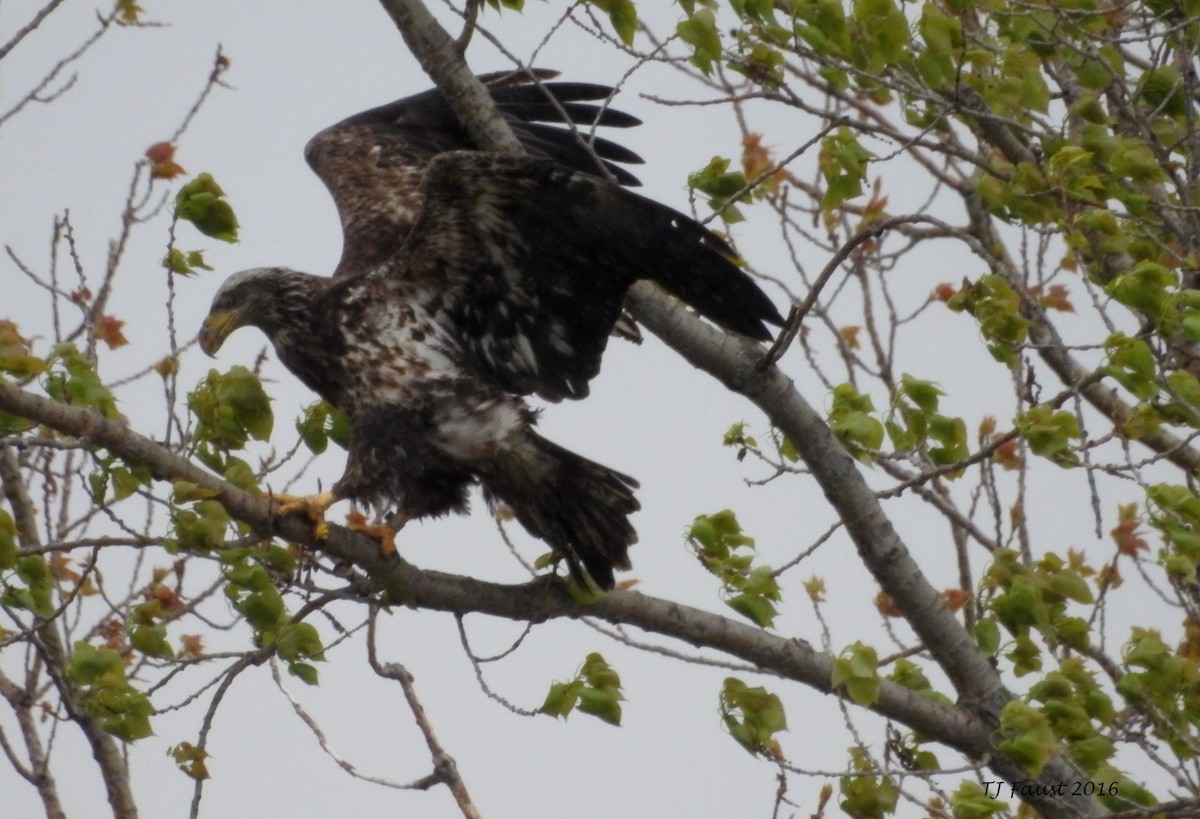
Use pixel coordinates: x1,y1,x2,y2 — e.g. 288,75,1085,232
304,69,643,277
393,152,784,402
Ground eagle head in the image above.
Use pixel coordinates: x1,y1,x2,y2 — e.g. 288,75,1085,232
199,267,309,356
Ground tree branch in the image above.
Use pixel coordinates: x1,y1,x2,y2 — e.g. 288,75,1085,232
364,3,1108,814
1,444,139,819
0,380,1042,808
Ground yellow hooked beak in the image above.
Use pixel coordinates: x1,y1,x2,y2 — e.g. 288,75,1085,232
198,309,241,357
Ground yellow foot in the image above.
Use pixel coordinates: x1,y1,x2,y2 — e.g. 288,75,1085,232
273,491,338,540
345,509,407,557
353,522,397,556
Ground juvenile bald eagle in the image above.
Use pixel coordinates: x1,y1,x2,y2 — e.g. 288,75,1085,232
200,70,782,589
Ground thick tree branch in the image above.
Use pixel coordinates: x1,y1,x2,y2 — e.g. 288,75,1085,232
0,381,1052,808
364,3,1107,814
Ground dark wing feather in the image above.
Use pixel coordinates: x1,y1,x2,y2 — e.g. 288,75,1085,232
393,152,783,402
303,70,643,277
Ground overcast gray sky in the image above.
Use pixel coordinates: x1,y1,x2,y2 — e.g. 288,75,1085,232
0,2,1145,817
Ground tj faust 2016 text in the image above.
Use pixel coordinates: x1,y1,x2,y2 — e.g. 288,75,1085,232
981,780,1119,799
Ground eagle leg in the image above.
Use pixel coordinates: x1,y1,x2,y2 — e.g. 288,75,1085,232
346,519,399,557
273,490,338,541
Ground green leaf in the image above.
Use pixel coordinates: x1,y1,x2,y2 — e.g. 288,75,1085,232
1046,570,1093,605
161,248,213,276
296,400,350,455
688,156,749,222
1102,333,1159,400
727,592,778,628
840,763,899,817
129,624,175,659
541,680,581,718
98,691,155,742
170,499,230,552
234,585,286,631
586,0,636,46
541,653,623,725
829,383,884,460
831,642,880,706
796,0,851,56
1106,261,1176,316
188,365,274,450
576,687,623,726
2,555,55,616
899,374,943,414
68,643,126,686
945,275,1030,367
974,617,1001,656
689,509,754,558
1015,405,1082,467
44,344,120,420
677,9,721,74
0,508,18,570
169,742,211,780
997,701,1057,775
720,677,787,755
276,622,325,662
175,173,240,242
288,662,320,686
68,642,157,741
950,781,1009,818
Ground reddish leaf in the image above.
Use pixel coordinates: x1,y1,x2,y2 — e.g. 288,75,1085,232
50,554,81,582
150,160,186,180
180,634,205,658
1179,617,1200,659
1031,283,1075,312
862,177,889,217
99,618,124,650
839,325,861,349
145,142,175,164
152,357,179,380
741,132,795,195
1098,563,1123,590
874,591,902,617
941,588,970,612
145,142,186,179
151,584,184,612
992,438,1021,470
934,283,957,301
69,287,93,305
1111,519,1149,556
96,315,128,349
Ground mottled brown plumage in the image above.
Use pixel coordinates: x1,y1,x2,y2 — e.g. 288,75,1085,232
200,71,782,588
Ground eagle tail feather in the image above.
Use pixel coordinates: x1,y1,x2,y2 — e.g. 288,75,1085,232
482,432,639,590
649,218,785,341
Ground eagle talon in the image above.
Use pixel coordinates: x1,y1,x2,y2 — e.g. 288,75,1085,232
348,521,397,556
273,491,338,541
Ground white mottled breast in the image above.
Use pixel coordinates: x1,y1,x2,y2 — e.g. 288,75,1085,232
337,290,464,407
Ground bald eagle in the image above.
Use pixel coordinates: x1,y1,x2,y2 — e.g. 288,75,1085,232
199,70,782,589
